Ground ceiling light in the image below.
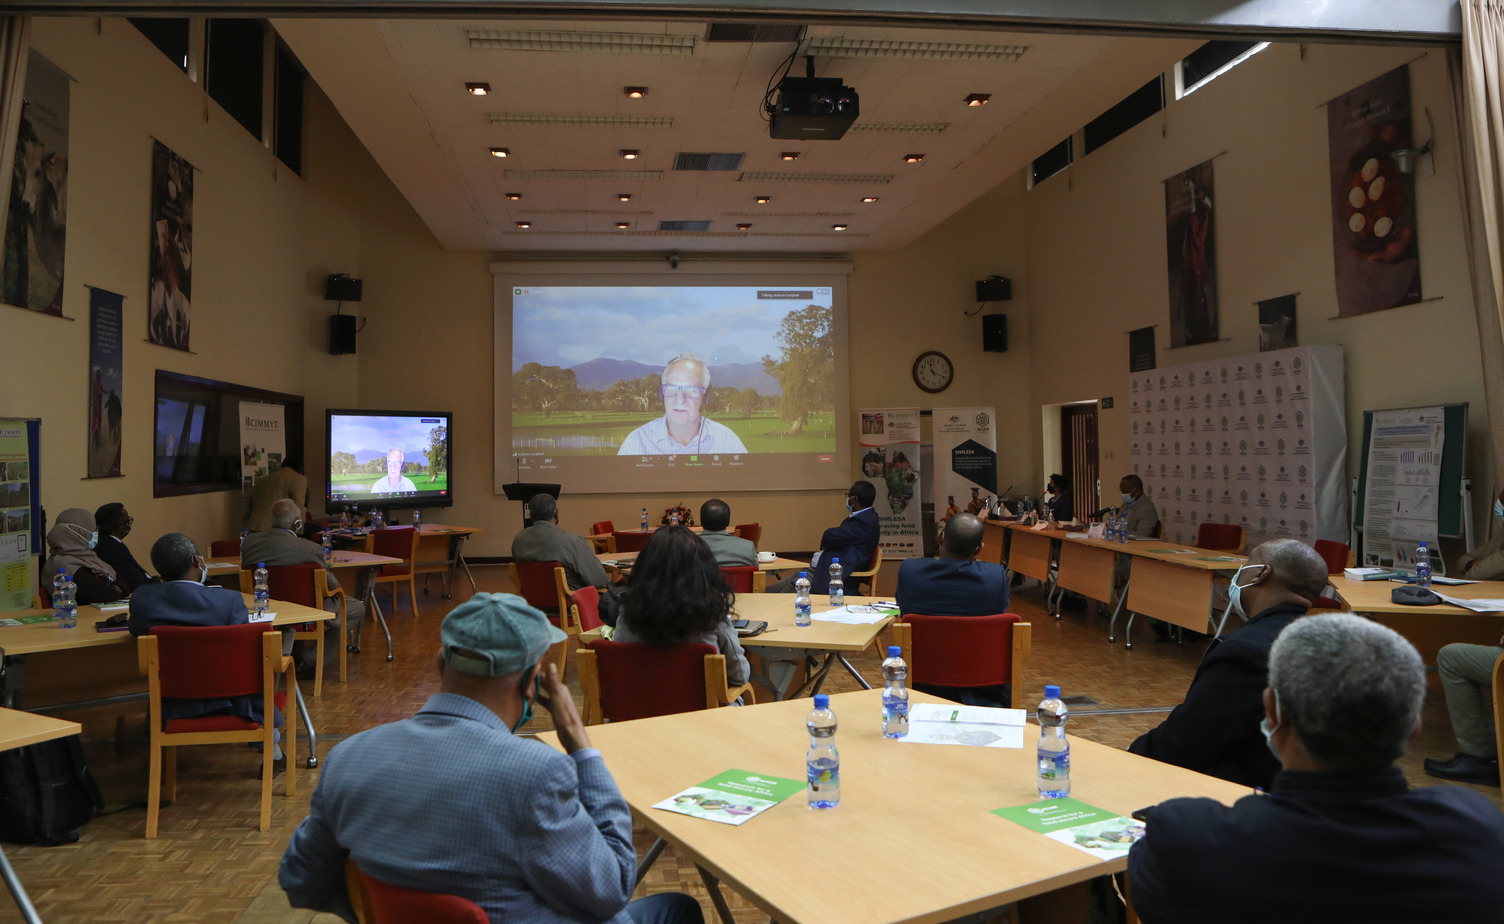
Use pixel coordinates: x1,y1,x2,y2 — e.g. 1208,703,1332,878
618,193,633,202
965,93,991,106
624,86,648,99
466,82,491,96
903,154,924,164
736,223,752,230
621,149,640,159
505,192,522,201
861,197,879,203
755,196,771,204
615,221,631,229
490,147,510,158
516,221,531,229
832,224,849,231
781,152,800,161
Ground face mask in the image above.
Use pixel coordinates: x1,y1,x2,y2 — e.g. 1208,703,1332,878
1227,564,1265,619
512,674,540,733
846,499,857,514
1494,499,1503,521
1259,692,1283,764
88,531,99,550
1121,493,1134,505
291,520,303,534
199,564,209,584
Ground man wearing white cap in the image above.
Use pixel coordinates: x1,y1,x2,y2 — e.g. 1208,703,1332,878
279,593,703,924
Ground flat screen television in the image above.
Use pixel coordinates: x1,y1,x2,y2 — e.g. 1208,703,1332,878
325,409,452,512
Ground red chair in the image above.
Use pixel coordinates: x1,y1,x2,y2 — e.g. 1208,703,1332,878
589,520,617,554
893,613,1032,709
578,639,753,725
1313,539,1351,574
210,539,242,558
508,561,572,674
139,624,296,838
570,586,605,633
371,526,420,616
257,563,346,695
1195,523,1246,553
612,530,652,554
733,523,762,548
718,565,765,593
345,857,487,924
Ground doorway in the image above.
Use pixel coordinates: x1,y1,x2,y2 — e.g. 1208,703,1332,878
1060,402,1101,519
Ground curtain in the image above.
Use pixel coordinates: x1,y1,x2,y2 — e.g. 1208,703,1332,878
1454,2,1504,495
0,16,29,243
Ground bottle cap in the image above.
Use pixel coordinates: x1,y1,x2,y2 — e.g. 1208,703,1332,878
813,694,830,709
887,645,901,658
832,557,839,563
1044,684,1061,699
799,571,808,577
258,562,266,568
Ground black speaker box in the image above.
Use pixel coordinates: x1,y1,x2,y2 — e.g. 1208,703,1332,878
976,276,1012,302
325,274,363,302
982,314,1008,353
329,314,357,355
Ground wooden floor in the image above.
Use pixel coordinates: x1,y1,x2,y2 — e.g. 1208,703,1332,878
4,566,1499,924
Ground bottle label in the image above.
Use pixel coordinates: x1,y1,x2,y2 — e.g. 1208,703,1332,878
1038,752,1070,778
808,763,839,791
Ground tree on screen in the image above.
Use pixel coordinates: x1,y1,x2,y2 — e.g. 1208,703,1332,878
735,387,762,419
330,451,356,473
425,425,448,482
762,304,834,433
513,363,578,418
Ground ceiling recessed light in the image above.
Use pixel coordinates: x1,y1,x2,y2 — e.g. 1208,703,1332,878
903,154,925,163
505,192,522,201
516,221,531,229
490,147,510,158
964,93,991,106
832,224,849,231
617,193,633,202
624,86,648,99
466,82,491,96
781,152,800,161
755,196,771,204
620,149,640,159
615,221,631,229
736,223,752,230
861,196,879,203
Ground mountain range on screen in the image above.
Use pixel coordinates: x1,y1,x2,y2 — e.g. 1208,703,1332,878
351,449,430,465
569,358,782,394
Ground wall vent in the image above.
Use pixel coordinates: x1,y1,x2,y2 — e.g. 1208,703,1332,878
674,152,745,171
657,220,714,232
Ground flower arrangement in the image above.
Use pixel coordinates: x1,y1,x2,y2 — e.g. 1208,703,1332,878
661,504,694,527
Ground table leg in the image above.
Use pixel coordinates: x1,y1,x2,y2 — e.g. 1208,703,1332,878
359,581,394,663
695,866,737,924
0,842,44,924
1107,576,1132,645
293,681,318,769
789,654,838,699
635,837,667,887
0,656,26,710
835,654,872,690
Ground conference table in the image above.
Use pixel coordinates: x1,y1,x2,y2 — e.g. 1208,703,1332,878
597,551,808,575
1331,575,1504,664
0,709,82,924
327,523,483,599
0,596,335,767
538,689,1248,924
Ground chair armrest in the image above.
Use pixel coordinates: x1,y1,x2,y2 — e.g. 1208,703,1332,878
722,681,755,706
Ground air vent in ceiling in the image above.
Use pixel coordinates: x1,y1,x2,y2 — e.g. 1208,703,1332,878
466,29,696,55
804,37,1027,61
850,122,950,135
740,172,894,185
674,152,745,171
489,113,673,128
706,23,804,43
505,170,664,181
658,220,714,232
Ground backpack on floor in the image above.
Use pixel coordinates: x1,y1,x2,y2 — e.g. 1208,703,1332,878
0,735,105,846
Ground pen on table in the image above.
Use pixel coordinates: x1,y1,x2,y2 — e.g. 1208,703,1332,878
763,629,778,634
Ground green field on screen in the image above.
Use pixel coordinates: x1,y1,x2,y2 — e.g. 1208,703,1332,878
512,411,836,455
332,472,449,493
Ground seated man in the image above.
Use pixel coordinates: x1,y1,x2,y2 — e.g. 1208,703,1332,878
1424,636,1502,786
768,482,880,595
242,499,365,677
279,593,703,924
896,513,1012,706
130,532,284,768
697,498,757,568
511,494,610,593
1458,487,1504,578
1116,473,1159,537
93,502,156,592
1128,538,1327,790
1129,614,1504,923
616,352,747,456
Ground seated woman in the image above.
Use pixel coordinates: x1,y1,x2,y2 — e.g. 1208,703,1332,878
93,502,156,593
45,508,130,605
612,525,751,686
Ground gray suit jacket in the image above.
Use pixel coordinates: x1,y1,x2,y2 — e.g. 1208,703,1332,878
1119,495,1161,539
700,530,757,567
511,521,610,592
241,528,344,595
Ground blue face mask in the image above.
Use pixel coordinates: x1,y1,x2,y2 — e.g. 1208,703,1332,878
512,674,540,733
1227,563,1266,620
88,531,99,550
1121,493,1134,505
1494,499,1503,521
1259,692,1283,765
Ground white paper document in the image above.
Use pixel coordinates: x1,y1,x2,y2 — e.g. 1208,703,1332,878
900,703,1028,749
249,610,277,623
1434,595,1504,613
811,605,895,625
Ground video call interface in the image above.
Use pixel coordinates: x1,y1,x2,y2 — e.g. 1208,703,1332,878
327,412,450,509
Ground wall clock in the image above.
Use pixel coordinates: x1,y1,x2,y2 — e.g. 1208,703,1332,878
912,351,954,393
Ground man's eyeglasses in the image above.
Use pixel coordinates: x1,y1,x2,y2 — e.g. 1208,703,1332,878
661,384,706,400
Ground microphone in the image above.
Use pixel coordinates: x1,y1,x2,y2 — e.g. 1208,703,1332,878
1091,507,1116,519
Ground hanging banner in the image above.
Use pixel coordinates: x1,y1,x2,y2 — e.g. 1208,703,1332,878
147,139,194,351
1165,158,1218,347
87,287,123,478
858,408,923,561
0,420,35,613
1257,294,1298,352
934,407,998,518
1127,346,1348,549
1363,406,1444,567
239,402,286,495
1326,65,1423,317
2,51,70,316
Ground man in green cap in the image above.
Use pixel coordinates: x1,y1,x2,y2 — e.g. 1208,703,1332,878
279,592,703,924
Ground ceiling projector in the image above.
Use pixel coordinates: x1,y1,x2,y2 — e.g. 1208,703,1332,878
769,76,860,140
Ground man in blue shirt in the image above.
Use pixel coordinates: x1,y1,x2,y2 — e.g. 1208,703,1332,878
279,593,703,924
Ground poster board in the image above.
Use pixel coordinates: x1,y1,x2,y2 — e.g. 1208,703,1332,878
1355,404,1467,539
0,419,41,613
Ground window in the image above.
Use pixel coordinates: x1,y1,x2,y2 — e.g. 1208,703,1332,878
1031,137,1073,186
129,18,191,73
1176,41,1269,98
1083,76,1163,155
206,19,265,140
274,41,305,174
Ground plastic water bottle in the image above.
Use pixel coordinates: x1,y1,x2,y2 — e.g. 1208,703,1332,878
253,563,270,616
413,508,421,532
794,572,812,627
321,531,332,563
374,508,385,529
340,508,351,529
641,507,650,532
1415,541,1432,587
806,693,840,809
828,558,844,607
55,572,77,629
1104,510,1117,541
1037,685,1071,799
52,567,66,607
881,646,909,738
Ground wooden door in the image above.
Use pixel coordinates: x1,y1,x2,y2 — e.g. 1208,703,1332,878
1061,404,1100,518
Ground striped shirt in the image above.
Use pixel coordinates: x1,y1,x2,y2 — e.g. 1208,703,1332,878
616,416,748,456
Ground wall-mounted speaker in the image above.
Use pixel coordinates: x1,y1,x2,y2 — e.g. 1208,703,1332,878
976,275,1012,302
329,314,357,355
982,314,1008,353
325,274,363,302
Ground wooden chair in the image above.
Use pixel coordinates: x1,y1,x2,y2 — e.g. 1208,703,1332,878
1195,523,1246,554
371,526,420,616
344,857,488,924
138,624,296,838
1492,650,1504,775
508,561,572,674
892,613,1032,709
733,523,762,549
577,639,754,726
589,520,617,554
847,548,883,595
210,538,242,558
718,565,766,593
245,563,346,695
613,530,652,554
570,586,606,634
1312,539,1352,574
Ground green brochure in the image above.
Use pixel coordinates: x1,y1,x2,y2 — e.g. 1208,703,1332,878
0,614,56,626
653,769,804,826
993,797,1146,860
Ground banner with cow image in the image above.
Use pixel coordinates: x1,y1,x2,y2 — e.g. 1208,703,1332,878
148,139,194,350
857,408,922,560
2,51,70,315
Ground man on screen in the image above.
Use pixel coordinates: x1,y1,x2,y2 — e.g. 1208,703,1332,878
616,353,748,456
371,448,418,494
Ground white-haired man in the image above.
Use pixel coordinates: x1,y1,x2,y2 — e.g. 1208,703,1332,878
617,353,748,456
370,447,418,494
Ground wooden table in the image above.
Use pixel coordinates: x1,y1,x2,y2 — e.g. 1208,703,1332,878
597,551,808,574
327,523,482,598
537,689,1247,924
0,709,81,924
1002,523,1060,584
733,595,895,698
1332,575,1504,664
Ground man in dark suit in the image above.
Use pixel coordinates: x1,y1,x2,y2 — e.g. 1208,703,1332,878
768,482,881,594
1129,614,1504,923
1127,538,1327,789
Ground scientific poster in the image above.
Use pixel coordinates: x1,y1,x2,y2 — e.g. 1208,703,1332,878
87,288,124,478
1362,406,1444,567
239,402,286,495
1165,159,1218,347
857,408,922,560
934,407,998,517
147,139,194,351
0,420,35,613
1,51,70,315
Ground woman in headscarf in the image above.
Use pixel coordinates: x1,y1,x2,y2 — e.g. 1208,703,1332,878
93,502,156,593
45,508,129,604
